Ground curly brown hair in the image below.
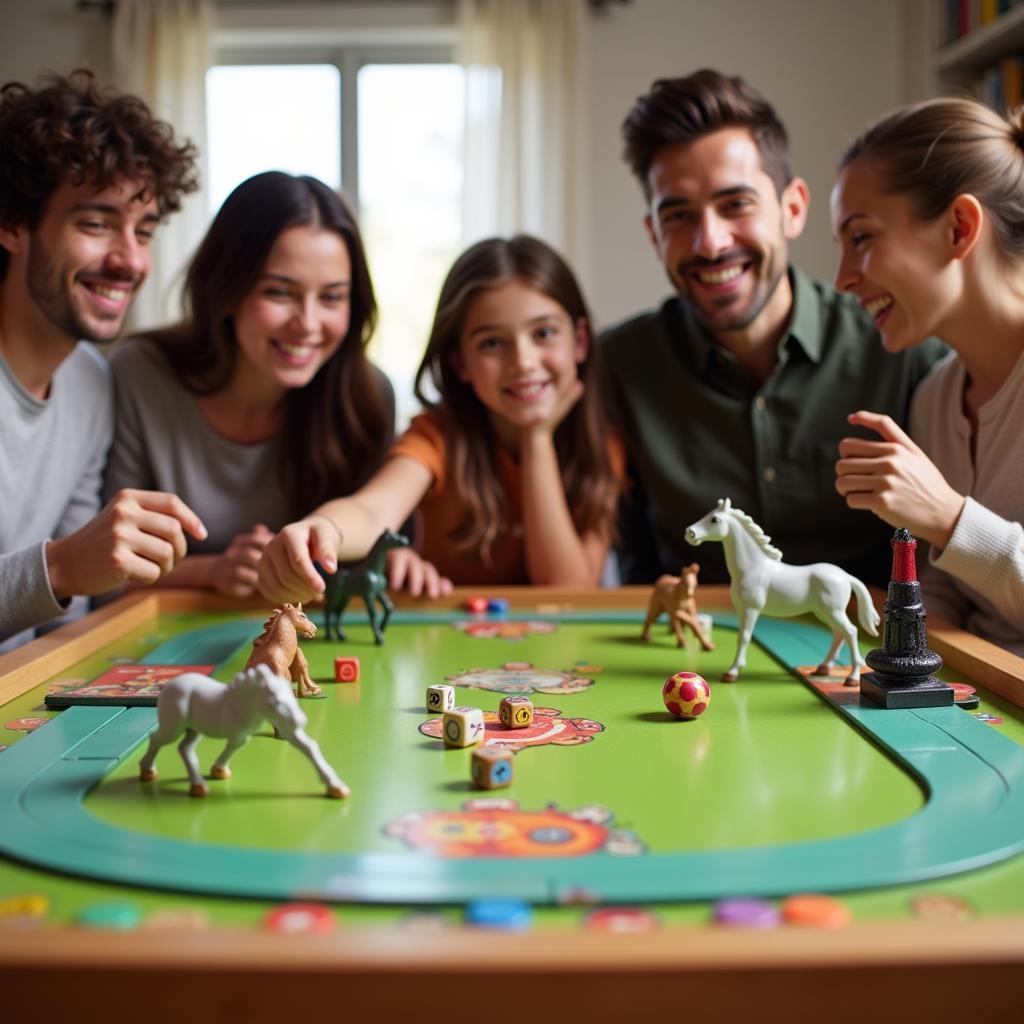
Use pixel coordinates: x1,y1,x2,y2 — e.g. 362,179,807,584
0,68,198,279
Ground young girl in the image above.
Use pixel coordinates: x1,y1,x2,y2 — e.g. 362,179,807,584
103,171,428,598
831,97,1024,654
256,235,624,601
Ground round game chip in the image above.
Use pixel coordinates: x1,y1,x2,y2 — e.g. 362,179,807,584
909,892,975,923
465,899,532,930
954,695,981,710
4,717,50,733
713,898,781,929
949,682,976,699
975,713,1004,726
264,902,336,935
584,906,660,933
780,893,851,929
76,901,143,930
0,894,49,920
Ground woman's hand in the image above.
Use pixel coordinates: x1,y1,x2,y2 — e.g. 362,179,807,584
386,547,453,599
256,514,341,603
207,524,274,598
835,411,965,549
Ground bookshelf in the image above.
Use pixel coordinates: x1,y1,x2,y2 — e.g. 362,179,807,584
932,1,1024,102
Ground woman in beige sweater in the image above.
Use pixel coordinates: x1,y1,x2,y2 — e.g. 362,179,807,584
831,96,1024,655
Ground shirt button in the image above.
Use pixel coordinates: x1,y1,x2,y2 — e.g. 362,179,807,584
754,395,766,412
763,466,777,483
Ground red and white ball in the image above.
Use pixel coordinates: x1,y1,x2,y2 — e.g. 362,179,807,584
662,671,711,719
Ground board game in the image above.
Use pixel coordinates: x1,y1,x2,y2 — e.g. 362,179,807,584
1,585,1023,1019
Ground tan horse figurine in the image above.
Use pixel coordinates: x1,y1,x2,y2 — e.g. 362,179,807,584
640,563,715,650
245,604,321,698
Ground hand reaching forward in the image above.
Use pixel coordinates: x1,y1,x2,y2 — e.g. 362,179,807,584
208,523,275,598
46,489,207,600
256,515,340,604
386,546,453,599
835,411,965,549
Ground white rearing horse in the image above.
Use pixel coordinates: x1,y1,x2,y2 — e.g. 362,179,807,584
139,664,349,799
685,499,880,684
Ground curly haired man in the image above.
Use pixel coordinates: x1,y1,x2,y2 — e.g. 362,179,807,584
0,70,207,649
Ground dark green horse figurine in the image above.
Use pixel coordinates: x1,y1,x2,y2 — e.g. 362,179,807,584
320,528,410,644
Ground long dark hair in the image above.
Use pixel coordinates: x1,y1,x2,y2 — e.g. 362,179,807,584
415,235,618,563
147,171,391,516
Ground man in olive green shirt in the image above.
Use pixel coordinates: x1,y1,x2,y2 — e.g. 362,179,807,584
602,70,943,586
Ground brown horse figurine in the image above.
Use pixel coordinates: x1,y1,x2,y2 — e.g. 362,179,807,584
640,563,715,650
245,604,321,698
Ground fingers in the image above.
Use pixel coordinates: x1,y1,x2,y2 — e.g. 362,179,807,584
387,548,410,592
256,524,326,603
846,411,920,452
420,561,453,599
306,516,340,574
117,489,207,542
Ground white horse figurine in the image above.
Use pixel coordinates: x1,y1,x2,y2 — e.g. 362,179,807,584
139,664,349,799
685,499,880,684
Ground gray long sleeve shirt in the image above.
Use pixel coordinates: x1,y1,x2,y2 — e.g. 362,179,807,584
0,343,113,650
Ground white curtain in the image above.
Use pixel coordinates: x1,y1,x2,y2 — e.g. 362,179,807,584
112,0,213,330
457,0,586,265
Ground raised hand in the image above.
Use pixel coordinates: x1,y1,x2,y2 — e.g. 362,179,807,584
835,411,965,549
46,489,207,599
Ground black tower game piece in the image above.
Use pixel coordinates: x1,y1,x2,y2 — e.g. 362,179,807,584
860,528,954,710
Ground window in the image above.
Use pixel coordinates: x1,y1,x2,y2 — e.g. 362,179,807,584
205,49,466,429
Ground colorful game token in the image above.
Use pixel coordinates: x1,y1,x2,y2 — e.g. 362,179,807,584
465,898,532,930
951,682,980,709
265,902,335,935
781,894,852,929
487,597,509,614
910,892,975,923
465,596,488,614
334,656,360,683
713,898,781,929
4,717,49,733
584,906,660,933
662,671,711,719
76,901,143,930
975,713,1004,726
0,894,49,920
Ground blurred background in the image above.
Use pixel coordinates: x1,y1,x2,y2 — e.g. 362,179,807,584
0,0,1010,425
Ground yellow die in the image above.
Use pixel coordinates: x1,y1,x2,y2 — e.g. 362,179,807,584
498,696,534,729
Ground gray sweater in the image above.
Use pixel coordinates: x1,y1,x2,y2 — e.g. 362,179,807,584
0,343,113,649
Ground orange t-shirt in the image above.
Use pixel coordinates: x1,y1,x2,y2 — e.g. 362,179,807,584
389,412,625,585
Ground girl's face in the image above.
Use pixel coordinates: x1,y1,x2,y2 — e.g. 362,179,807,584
831,160,955,352
232,225,352,395
453,278,588,444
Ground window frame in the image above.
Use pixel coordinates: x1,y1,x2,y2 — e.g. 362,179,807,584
211,42,457,209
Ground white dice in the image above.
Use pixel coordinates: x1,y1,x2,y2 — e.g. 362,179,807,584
426,684,455,713
443,706,485,748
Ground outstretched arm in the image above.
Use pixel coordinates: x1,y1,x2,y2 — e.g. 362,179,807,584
256,456,434,604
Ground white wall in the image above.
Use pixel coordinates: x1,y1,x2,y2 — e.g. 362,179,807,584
0,0,926,332
0,0,110,84
580,0,925,329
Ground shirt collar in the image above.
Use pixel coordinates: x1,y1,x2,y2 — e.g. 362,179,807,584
786,266,824,364
670,265,823,373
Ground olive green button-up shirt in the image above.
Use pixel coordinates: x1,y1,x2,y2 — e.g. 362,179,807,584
601,268,946,587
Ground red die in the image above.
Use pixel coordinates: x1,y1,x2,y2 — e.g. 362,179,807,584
334,656,360,683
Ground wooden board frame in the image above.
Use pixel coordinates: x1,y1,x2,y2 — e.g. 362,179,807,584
2,586,1023,1019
